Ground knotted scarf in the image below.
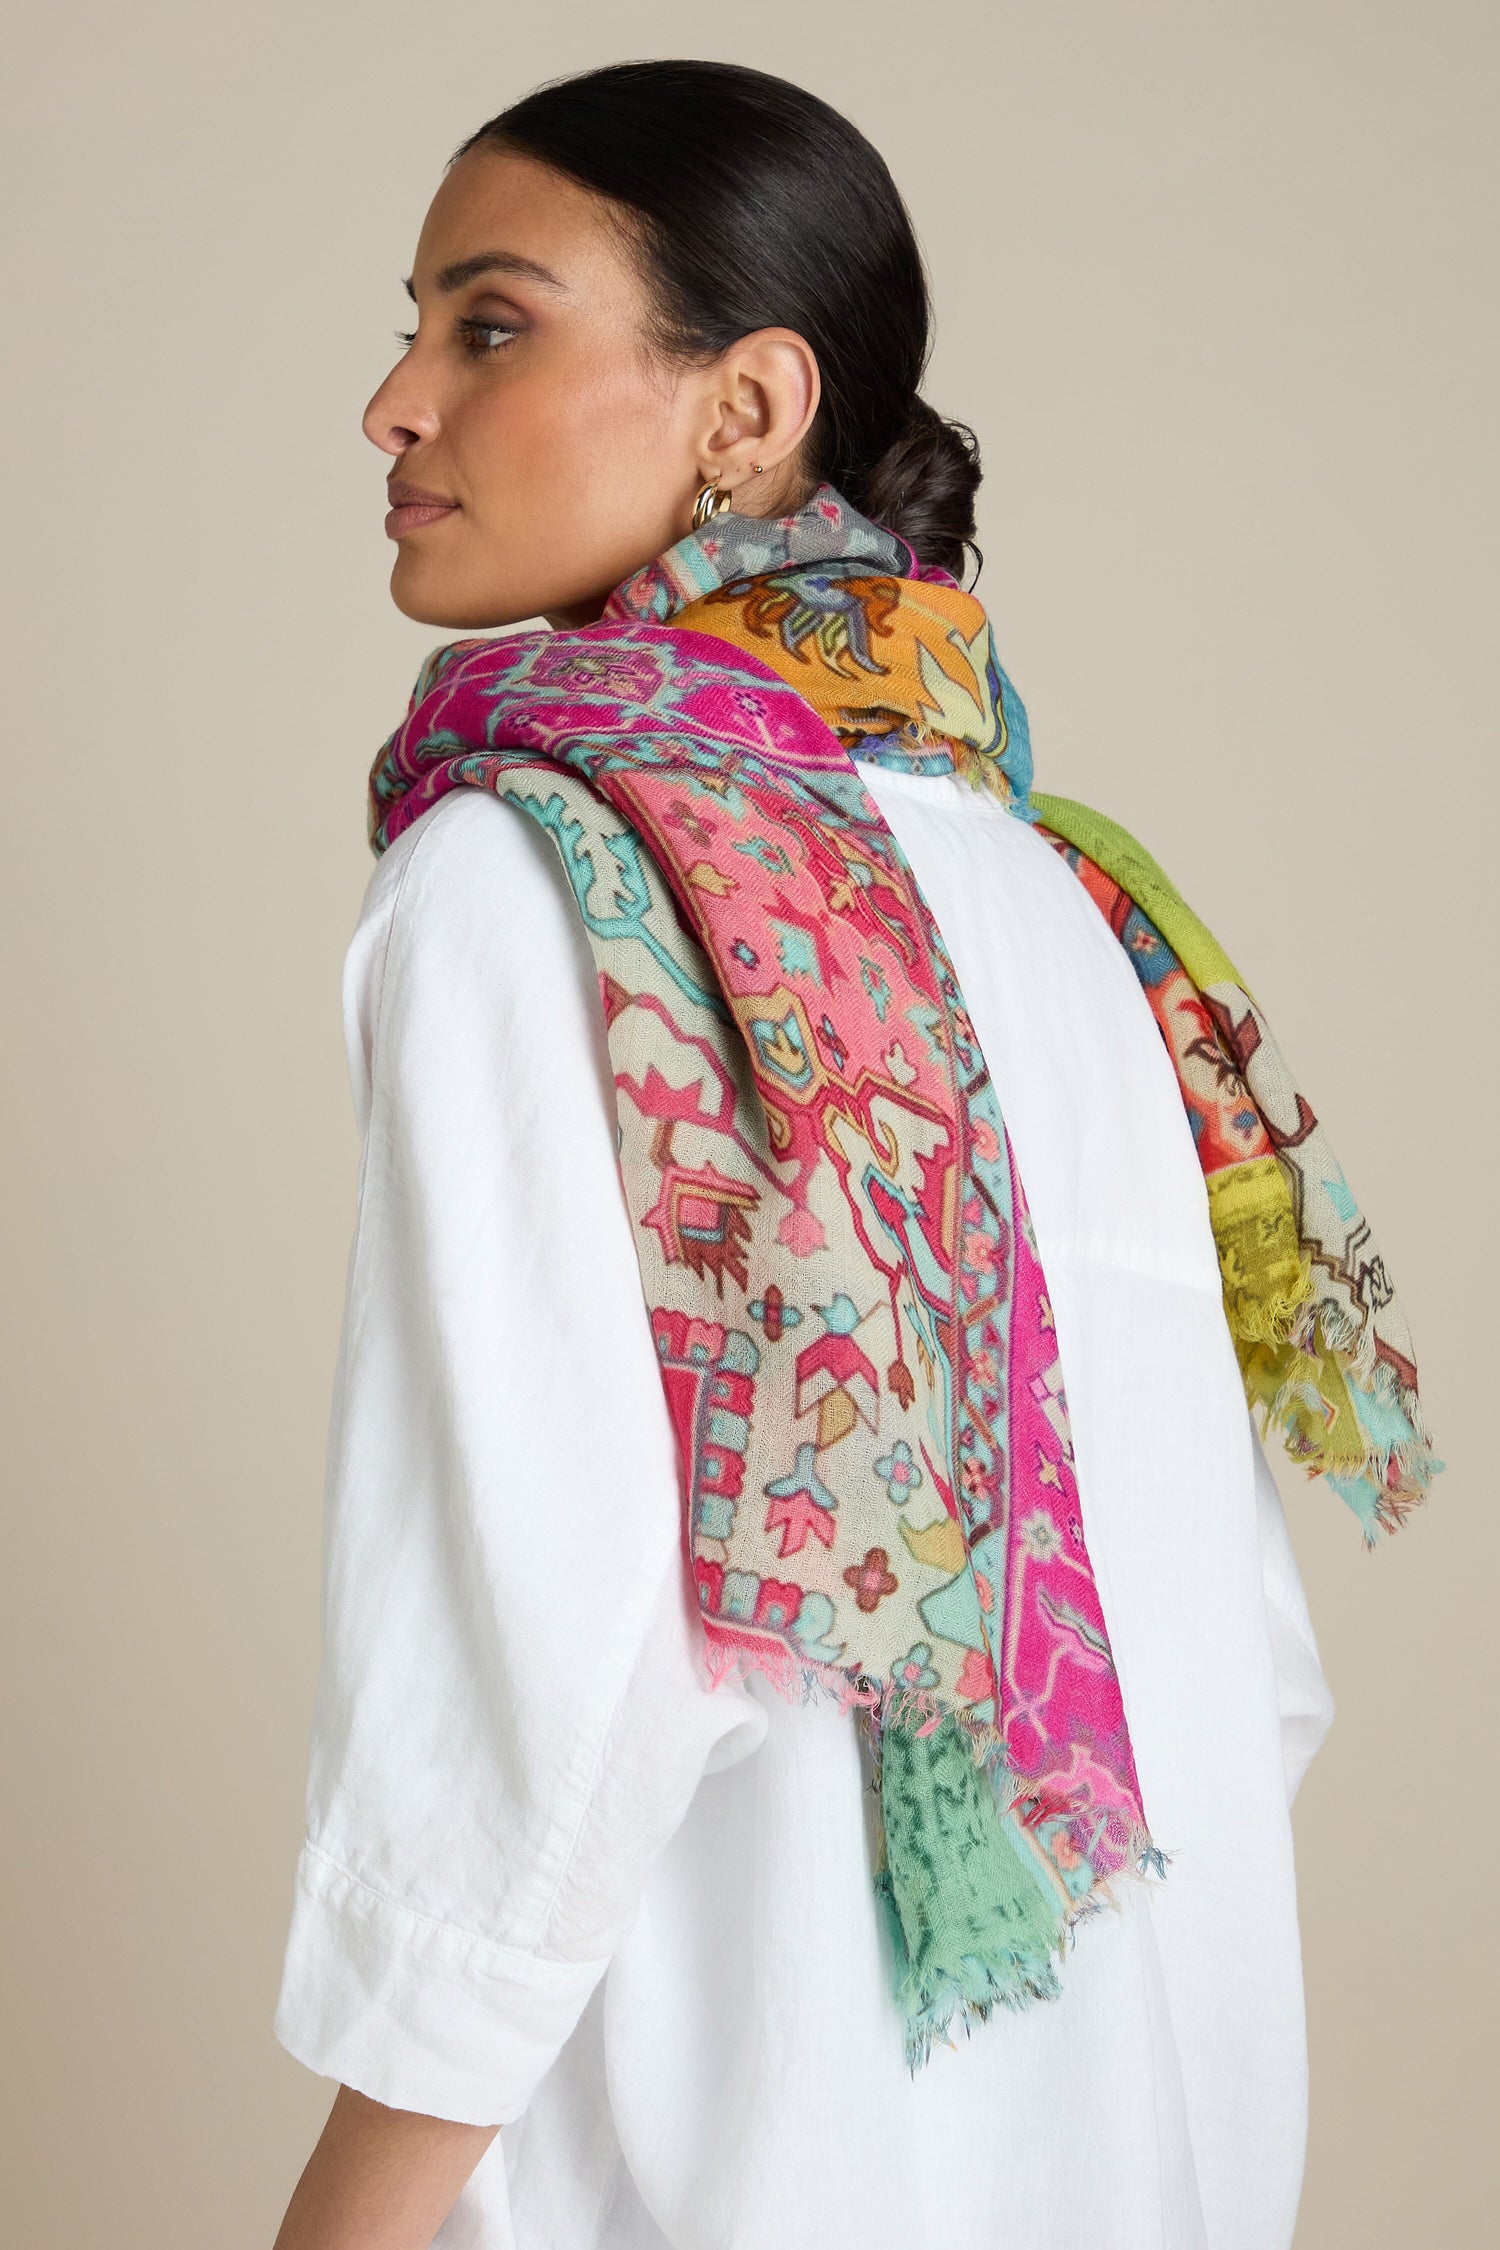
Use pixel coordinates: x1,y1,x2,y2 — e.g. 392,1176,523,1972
369,485,1437,2065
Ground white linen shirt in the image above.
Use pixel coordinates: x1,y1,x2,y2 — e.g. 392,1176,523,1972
274,759,1336,2250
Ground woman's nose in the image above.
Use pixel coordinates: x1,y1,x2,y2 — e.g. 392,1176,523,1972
362,362,439,456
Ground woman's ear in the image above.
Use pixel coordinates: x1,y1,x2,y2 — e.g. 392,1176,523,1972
694,328,822,513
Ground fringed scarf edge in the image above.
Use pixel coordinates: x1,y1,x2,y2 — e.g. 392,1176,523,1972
701,1621,1166,2071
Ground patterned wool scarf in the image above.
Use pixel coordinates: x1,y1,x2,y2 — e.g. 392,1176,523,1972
369,486,1437,2066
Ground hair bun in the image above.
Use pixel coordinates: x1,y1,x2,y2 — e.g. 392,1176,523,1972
858,397,981,581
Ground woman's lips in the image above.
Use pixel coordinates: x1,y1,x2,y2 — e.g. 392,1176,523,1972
385,482,460,538
385,498,459,538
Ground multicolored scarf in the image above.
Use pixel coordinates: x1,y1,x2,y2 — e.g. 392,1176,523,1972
369,486,1437,2064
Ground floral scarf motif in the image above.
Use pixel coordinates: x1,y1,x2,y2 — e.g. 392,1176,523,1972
369,487,1436,2063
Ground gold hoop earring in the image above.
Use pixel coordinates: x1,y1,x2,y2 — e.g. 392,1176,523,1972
691,478,732,531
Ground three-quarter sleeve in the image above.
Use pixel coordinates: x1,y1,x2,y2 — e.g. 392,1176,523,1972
273,790,767,2126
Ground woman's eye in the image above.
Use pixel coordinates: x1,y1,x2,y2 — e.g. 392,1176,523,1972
389,318,520,358
457,316,520,358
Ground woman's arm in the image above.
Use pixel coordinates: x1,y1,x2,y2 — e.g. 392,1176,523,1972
273,2086,497,2250
271,795,766,2211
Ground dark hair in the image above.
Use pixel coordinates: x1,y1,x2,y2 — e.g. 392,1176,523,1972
454,61,982,580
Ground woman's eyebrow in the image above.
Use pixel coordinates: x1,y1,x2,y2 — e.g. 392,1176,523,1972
402,251,567,301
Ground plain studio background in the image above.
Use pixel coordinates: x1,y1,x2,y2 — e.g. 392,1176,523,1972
2,2,1494,2242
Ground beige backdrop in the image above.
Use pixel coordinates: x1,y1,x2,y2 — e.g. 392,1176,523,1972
3,2,1494,2241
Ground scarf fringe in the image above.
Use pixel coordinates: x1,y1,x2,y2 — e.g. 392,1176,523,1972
701,1623,1167,2070
874,1766,1167,2072
875,1821,1168,2073
1246,1298,1442,1546
1221,1255,1314,1349
873,1861,1065,2064
700,1622,882,1715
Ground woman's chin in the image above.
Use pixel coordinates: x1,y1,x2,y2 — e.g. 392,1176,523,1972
389,557,480,630
392,553,554,632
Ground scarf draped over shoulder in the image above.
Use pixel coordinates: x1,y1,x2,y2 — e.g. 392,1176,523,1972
369,486,1437,2065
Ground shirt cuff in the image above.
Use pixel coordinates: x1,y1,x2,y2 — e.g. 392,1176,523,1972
272,1841,608,2125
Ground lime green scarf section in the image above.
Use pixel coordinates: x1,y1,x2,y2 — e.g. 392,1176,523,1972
1031,794,1438,1540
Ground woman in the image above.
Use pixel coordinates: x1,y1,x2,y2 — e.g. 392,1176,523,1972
271,60,1434,2250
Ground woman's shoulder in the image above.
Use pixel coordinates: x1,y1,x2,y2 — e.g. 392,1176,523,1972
361,786,563,944
341,788,608,1126
353,786,598,998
